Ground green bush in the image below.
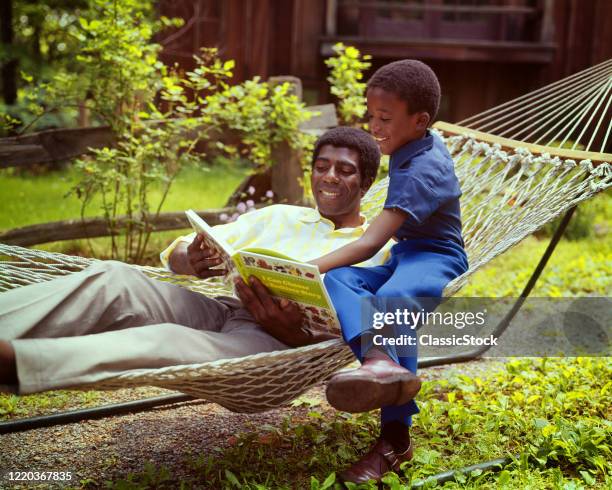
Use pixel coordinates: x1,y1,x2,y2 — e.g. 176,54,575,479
538,192,610,241
14,1,314,263
325,42,371,127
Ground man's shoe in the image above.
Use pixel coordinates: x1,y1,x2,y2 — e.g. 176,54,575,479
339,437,413,484
326,357,421,412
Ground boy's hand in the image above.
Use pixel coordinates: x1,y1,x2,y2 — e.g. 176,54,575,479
234,276,311,347
187,234,226,278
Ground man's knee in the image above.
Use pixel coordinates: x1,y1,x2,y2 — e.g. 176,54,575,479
84,261,152,309
87,260,144,285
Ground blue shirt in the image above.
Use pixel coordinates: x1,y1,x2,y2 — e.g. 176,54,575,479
384,130,464,246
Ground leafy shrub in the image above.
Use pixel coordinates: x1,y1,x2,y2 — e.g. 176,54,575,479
538,191,610,241
17,1,314,263
325,43,371,127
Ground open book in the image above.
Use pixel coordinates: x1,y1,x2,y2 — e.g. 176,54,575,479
185,210,340,333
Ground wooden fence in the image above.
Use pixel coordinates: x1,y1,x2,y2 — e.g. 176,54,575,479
0,77,338,247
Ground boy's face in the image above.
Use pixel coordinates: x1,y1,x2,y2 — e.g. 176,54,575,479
366,87,430,155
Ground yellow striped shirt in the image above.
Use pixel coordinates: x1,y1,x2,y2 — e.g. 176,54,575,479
160,204,393,269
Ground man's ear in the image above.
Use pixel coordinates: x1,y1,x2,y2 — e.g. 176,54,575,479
417,112,430,131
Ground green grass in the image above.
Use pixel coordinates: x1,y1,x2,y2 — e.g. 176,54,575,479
0,390,102,419
0,162,250,258
459,235,611,298
0,164,248,229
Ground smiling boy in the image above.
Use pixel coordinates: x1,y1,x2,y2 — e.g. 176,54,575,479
312,60,468,484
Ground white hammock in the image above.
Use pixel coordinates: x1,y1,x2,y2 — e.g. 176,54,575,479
1,62,610,413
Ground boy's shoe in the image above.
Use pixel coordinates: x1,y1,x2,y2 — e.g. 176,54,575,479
326,356,421,412
339,435,413,484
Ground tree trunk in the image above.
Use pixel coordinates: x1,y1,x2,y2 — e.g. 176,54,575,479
267,76,304,204
1,0,17,105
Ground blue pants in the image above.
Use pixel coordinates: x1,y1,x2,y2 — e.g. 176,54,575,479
324,239,468,427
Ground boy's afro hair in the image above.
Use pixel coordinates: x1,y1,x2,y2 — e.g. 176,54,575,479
367,60,441,120
312,126,381,186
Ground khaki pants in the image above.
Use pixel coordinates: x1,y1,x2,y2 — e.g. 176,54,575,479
0,261,287,394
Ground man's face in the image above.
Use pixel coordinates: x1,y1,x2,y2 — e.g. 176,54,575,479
366,87,429,155
311,145,368,228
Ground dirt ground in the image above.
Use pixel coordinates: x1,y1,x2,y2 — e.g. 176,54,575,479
0,359,506,489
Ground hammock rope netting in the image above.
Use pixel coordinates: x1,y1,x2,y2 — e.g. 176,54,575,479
0,61,610,412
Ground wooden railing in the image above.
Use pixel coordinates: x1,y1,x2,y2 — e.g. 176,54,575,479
323,0,556,63
0,77,339,246
328,0,552,41
0,77,337,206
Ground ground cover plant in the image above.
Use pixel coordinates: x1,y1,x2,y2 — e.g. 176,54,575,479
149,357,608,490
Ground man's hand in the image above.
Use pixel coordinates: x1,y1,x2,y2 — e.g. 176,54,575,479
169,234,226,278
187,234,227,278
234,276,312,347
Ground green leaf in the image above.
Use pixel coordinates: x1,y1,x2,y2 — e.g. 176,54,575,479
498,470,511,485
310,476,320,490
579,470,595,485
534,418,549,429
320,472,336,489
224,469,241,487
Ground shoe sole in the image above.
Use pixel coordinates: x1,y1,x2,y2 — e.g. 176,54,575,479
326,373,422,413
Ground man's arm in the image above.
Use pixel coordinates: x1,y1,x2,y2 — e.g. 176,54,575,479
234,277,338,347
168,234,227,278
311,208,406,273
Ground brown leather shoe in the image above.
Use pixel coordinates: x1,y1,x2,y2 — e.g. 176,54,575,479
339,437,413,484
326,357,421,413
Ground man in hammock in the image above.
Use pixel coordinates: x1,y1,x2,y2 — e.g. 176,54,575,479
0,127,392,397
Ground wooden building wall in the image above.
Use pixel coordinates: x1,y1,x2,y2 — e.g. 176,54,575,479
157,0,612,123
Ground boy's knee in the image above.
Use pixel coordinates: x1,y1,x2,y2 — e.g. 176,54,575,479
324,267,359,286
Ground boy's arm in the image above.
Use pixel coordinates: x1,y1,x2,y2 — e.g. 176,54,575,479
311,208,406,273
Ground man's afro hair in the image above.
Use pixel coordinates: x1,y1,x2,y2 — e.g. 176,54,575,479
312,126,381,186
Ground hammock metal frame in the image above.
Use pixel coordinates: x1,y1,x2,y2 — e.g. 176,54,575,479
0,205,579,434
1,126,609,416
